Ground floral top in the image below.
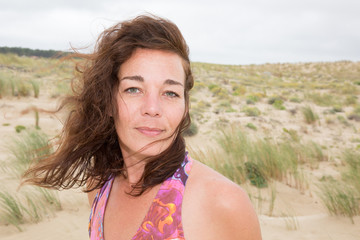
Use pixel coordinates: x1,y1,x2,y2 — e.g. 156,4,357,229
89,154,193,240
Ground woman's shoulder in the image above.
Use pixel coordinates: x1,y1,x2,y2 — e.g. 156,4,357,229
187,159,249,201
183,159,262,239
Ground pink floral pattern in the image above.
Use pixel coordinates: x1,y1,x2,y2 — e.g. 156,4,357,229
89,154,193,240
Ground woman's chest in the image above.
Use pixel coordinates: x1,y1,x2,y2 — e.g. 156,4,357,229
103,184,160,240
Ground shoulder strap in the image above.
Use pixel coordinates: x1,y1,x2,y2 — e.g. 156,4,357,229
88,177,114,238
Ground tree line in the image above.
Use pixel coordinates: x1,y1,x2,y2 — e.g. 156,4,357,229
0,46,70,58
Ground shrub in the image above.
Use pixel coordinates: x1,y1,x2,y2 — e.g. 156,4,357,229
341,82,359,95
344,95,357,106
331,105,343,113
208,85,229,99
301,106,318,124
246,123,257,131
290,97,302,103
15,125,26,133
337,115,350,126
183,121,199,137
246,95,260,105
217,101,236,113
283,128,300,142
245,162,267,188
232,84,246,96
306,93,335,107
348,114,360,122
16,80,31,97
273,99,286,110
193,81,206,91
242,106,261,117
268,96,283,105
268,96,286,110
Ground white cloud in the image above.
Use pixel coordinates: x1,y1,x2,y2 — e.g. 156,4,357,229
0,0,359,64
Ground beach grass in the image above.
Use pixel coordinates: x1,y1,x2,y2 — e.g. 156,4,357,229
189,125,315,190
318,181,359,223
0,128,62,231
30,79,40,98
0,187,62,231
318,150,360,223
0,191,25,231
6,128,52,177
301,106,318,124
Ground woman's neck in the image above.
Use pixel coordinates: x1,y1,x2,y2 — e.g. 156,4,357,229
121,154,147,187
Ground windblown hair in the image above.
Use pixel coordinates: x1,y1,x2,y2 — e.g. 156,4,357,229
22,14,194,196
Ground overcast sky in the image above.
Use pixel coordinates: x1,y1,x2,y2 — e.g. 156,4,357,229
1,0,359,65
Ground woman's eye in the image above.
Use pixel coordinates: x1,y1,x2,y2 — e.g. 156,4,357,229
164,91,179,98
125,87,140,94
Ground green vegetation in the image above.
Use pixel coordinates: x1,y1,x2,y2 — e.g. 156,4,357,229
318,150,360,223
231,83,246,96
0,129,61,230
15,125,26,133
0,187,61,231
344,95,357,106
208,84,230,100
337,115,351,126
30,80,40,98
242,106,261,117
283,128,300,142
183,121,199,137
246,122,257,131
190,126,326,191
246,94,261,104
216,101,236,113
6,129,51,176
319,180,359,223
0,52,73,98
306,93,336,107
268,96,286,110
348,105,360,122
301,106,318,124
0,191,25,231
290,96,302,103
245,162,268,188
0,46,69,58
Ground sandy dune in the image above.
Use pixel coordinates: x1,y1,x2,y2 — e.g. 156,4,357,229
1,94,359,240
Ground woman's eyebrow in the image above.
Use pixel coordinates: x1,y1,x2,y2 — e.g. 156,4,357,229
120,76,183,87
164,79,183,86
120,75,144,82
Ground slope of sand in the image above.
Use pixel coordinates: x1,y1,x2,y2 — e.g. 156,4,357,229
1,93,360,240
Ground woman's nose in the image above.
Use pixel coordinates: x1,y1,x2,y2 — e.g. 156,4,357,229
141,92,162,117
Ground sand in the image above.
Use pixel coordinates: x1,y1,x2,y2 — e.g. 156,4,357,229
1,95,359,240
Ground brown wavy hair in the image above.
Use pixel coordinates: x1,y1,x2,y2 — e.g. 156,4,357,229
22,14,194,196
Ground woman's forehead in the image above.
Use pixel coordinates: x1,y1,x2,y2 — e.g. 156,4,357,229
118,48,186,85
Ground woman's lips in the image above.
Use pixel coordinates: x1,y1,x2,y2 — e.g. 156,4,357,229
136,127,164,137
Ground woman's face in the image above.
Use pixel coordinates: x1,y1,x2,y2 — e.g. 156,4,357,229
115,48,186,159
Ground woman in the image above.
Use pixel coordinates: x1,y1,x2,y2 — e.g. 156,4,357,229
23,14,262,239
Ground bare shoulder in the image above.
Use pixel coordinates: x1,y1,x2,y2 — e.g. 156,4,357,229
183,159,262,240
